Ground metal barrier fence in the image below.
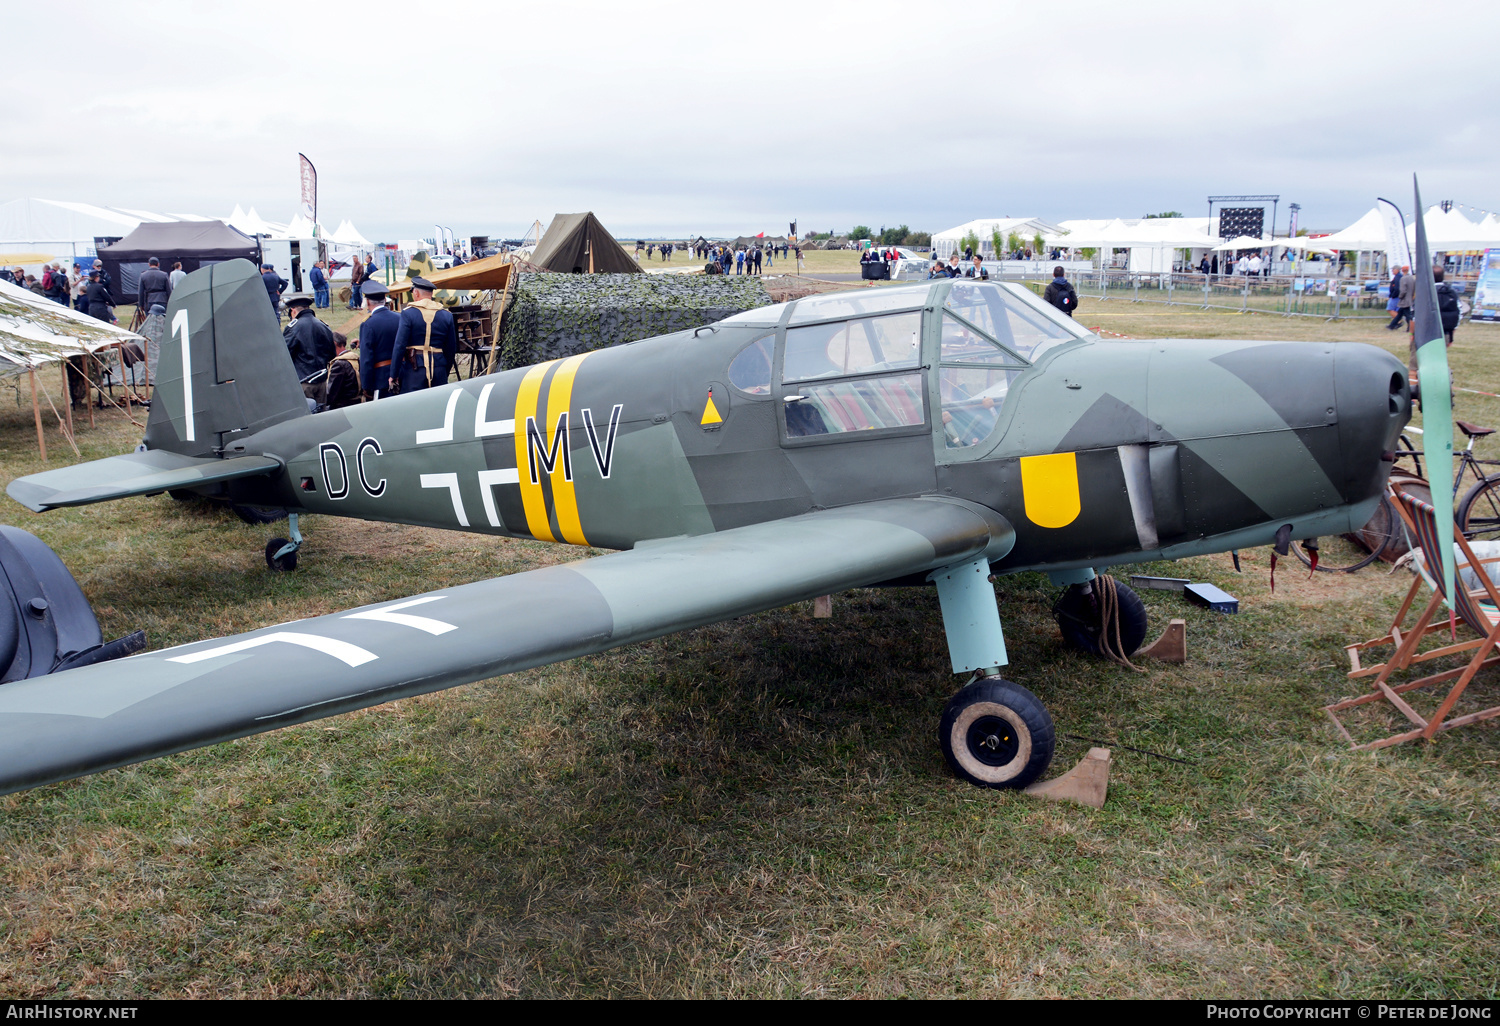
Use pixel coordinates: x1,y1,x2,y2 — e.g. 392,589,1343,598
1055,270,1398,320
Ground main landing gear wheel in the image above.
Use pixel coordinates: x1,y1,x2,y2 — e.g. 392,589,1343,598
265,538,297,572
234,504,288,525
939,677,1055,789
1053,579,1147,657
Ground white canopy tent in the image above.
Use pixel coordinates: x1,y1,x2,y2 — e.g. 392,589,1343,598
932,218,1064,259
330,219,372,246
1212,235,1269,251
1312,208,1387,251
1407,205,1500,252
1046,218,1219,272
0,199,181,268
1280,237,1338,254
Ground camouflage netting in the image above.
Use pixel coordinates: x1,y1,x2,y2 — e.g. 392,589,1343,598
498,273,772,369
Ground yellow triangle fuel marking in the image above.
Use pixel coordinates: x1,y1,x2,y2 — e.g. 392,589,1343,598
1019,452,1081,529
700,390,723,426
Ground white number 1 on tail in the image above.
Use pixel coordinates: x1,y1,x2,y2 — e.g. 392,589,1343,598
172,308,194,442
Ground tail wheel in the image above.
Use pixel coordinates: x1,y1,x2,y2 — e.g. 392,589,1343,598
938,678,1054,789
265,538,297,573
235,504,288,525
1053,580,1147,657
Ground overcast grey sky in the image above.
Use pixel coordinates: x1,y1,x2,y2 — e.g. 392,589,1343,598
5,0,1496,241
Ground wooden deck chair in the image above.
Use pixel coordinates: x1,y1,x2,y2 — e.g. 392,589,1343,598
1343,481,1470,680
1327,490,1500,750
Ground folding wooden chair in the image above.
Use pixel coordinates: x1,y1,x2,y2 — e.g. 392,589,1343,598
1327,490,1500,750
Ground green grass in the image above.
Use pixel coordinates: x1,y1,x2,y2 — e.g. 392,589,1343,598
0,305,1498,998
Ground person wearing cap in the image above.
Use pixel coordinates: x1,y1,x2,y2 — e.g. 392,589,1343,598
85,268,115,322
282,293,336,396
137,256,172,313
261,262,288,321
355,279,399,399
389,277,457,395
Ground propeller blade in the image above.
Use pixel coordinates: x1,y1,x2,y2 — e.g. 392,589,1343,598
1410,175,1457,611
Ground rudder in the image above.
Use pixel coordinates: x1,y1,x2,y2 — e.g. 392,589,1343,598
144,259,306,457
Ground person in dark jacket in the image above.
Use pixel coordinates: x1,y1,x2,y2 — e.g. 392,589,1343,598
85,269,115,322
1435,268,1462,346
261,263,288,321
355,280,400,398
283,294,336,395
389,277,456,394
137,257,172,312
1043,266,1078,317
348,256,365,309
309,260,329,308
1386,267,1406,329
43,263,69,305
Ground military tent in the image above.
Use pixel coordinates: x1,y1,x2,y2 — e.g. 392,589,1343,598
98,221,259,301
529,213,640,274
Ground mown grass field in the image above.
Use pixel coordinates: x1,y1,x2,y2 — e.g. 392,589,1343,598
0,301,1497,998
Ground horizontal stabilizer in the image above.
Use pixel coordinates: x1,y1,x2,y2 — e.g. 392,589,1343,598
6,451,282,512
0,496,1011,794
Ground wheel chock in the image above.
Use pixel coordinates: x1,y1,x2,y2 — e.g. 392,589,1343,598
1136,618,1186,663
813,594,832,618
1023,746,1111,809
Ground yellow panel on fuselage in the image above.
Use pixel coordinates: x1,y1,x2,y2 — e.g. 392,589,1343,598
1019,452,1081,529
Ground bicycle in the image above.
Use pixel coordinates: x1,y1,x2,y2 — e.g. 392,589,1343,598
1292,420,1500,573
1393,421,1500,541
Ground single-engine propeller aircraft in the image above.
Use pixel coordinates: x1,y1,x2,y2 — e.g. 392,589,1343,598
1,235,1419,795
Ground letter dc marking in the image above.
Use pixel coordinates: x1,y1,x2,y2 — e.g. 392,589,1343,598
167,598,458,667
357,437,385,496
320,442,349,500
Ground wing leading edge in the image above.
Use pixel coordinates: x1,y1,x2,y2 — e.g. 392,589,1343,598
0,496,1013,795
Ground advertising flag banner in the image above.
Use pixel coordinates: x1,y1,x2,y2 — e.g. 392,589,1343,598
298,153,318,228
1377,196,1411,273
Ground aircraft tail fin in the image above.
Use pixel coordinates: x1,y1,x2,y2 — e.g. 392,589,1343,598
144,259,307,458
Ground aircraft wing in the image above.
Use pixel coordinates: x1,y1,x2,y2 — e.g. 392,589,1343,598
6,451,282,511
0,496,1011,795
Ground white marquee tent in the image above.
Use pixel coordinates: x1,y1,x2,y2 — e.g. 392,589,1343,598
330,219,371,246
932,218,1064,259
0,199,202,268
1044,218,1220,272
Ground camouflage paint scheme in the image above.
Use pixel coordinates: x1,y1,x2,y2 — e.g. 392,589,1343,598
1,260,1410,793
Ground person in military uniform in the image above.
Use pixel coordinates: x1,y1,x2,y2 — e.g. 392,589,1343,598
282,293,336,398
262,263,288,321
389,276,456,394
322,333,362,410
355,279,400,399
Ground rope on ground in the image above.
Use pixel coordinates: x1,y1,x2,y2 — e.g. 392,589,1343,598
1087,326,1134,339
1095,573,1144,673
1060,733,1194,765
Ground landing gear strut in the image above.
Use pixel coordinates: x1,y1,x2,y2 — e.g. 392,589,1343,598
930,555,1056,789
265,513,303,572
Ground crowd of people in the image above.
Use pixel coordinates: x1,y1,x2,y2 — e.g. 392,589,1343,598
0,257,188,325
